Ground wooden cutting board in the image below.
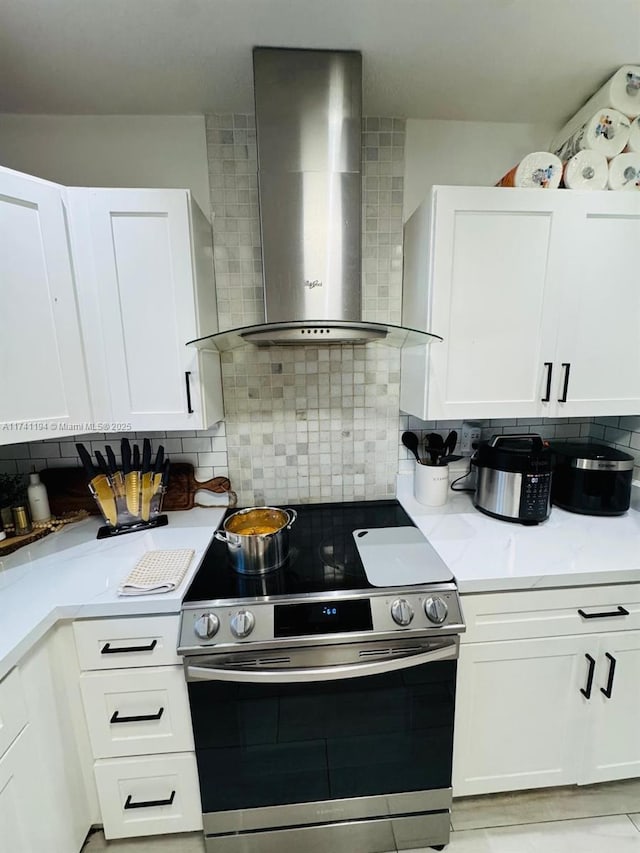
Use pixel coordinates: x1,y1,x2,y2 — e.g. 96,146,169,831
40,464,235,516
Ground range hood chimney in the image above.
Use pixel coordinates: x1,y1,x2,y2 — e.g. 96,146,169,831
188,47,441,352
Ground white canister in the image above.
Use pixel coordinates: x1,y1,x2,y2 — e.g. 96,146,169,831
27,472,51,522
414,461,450,507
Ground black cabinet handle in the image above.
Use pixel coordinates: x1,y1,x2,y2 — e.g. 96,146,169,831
541,362,553,402
124,790,175,810
580,653,596,699
101,639,158,655
110,707,164,724
557,362,571,403
185,371,194,414
577,606,629,620
600,653,617,699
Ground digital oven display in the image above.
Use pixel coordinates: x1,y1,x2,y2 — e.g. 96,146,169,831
274,599,373,637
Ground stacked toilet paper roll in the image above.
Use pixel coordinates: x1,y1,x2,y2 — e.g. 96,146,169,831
553,109,630,161
496,152,562,189
550,65,640,152
627,117,640,153
562,150,609,190
607,152,640,190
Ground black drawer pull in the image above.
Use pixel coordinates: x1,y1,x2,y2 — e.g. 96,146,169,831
185,371,194,414
124,790,175,810
577,607,629,620
110,707,164,724
557,362,571,403
600,653,617,699
101,639,158,655
580,653,596,699
541,362,553,402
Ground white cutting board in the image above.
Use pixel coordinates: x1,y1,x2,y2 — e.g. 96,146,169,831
353,527,454,587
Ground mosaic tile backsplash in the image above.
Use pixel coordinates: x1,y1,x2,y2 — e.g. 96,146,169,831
2,115,640,495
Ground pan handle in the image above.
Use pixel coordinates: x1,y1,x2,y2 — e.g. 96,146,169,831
214,530,230,543
284,508,297,529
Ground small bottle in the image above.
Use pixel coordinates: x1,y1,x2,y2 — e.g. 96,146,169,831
27,472,51,523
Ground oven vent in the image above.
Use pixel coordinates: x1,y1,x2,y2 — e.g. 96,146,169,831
359,648,391,658
391,646,423,655
258,656,292,666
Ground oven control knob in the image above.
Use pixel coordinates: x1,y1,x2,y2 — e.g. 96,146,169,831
425,596,448,625
194,613,219,640
230,609,255,639
391,598,414,626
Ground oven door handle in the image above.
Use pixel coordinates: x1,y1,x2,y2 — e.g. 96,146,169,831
185,641,458,684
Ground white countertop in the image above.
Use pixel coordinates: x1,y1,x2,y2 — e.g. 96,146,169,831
0,508,225,679
397,473,640,594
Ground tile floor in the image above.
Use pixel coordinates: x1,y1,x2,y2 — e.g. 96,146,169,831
83,779,640,852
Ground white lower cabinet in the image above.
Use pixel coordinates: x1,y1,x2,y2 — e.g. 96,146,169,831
75,616,201,840
453,584,640,797
0,727,37,852
94,752,202,839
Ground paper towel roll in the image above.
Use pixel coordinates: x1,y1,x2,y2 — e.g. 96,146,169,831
608,152,640,190
550,65,640,151
627,117,640,152
554,109,630,161
496,152,562,189
562,150,609,190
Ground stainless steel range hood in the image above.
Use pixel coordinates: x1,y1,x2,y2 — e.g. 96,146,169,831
188,47,441,353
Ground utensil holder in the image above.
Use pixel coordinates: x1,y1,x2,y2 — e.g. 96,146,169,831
414,461,450,507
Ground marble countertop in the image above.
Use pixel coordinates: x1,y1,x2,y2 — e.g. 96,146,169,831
0,507,225,679
397,473,640,594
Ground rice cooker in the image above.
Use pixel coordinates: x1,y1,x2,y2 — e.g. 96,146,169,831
471,434,553,525
548,441,634,516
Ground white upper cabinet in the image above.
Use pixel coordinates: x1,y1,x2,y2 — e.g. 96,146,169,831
401,186,640,421
0,167,91,444
67,188,223,431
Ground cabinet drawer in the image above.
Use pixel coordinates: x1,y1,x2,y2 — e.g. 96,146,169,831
0,668,28,757
94,752,202,839
461,584,640,643
74,615,181,670
80,666,193,758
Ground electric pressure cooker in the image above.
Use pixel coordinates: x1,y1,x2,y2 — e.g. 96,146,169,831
548,441,634,516
471,434,552,524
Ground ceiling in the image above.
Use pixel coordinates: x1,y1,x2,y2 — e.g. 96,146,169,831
1,0,639,124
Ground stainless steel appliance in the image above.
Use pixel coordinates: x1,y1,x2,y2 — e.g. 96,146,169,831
549,441,634,516
186,48,441,353
472,434,552,524
178,499,464,853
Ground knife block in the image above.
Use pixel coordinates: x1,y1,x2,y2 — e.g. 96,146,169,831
92,485,168,540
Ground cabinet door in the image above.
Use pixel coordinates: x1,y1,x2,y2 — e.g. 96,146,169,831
453,635,588,797
556,194,640,416
582,630,640,784
0,168,91,443
0,727,38,852
70,189,207,431
410,188,568,420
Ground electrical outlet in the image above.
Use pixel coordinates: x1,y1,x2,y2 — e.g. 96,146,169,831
461,422,482,455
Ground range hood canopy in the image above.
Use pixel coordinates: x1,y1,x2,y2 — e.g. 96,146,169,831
190,47,441,353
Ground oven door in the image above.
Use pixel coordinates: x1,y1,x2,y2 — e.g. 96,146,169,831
184,635,458,833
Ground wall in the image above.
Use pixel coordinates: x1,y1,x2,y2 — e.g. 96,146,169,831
403,119,555,221
0,114,211,214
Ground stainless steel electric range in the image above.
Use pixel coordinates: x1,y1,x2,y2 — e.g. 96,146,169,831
178,499,465,853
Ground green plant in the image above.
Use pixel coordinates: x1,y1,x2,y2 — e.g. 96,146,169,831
0,473,26,508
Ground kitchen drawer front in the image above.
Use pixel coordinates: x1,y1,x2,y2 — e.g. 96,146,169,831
94,752,202,839
461,584,640,643
80,666,193,758
74,615,181,670
0,668,28,757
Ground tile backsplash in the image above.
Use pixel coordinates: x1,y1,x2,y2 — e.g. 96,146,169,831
2,115,640,495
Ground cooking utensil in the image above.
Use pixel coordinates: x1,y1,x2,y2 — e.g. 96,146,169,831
402,431,422,464
76,442,117,527
140,438,154,522
425,433,444,465
121,438,139,517
443,430,458,457
215,506,297,574
105,445,125,498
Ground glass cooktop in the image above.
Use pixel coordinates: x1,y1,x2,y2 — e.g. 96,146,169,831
183,499,415,602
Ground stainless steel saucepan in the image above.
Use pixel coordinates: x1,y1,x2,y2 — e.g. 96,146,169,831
214,506,297,574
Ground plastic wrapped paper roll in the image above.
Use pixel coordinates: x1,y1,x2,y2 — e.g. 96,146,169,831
553,109,630,161
550,65,640,151
627,116,640,152
496,152,562,189
562,150,608,190
608,152,640,190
